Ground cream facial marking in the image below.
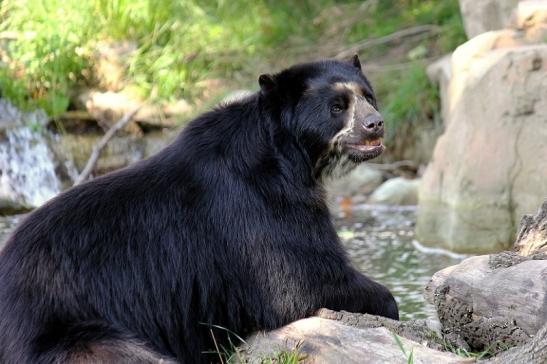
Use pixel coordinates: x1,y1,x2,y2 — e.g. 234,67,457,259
314,81,382,181
332,81,364,97
329,82,376,147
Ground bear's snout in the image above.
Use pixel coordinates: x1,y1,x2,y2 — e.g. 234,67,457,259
362,114,384,134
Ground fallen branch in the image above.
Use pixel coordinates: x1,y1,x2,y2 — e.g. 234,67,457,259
335,25,441,59
361,57,439,73
73,107,141,185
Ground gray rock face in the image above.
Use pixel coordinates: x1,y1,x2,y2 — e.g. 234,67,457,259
417,23,547,253
458,0,520,38
243,314,470,364
368,177,420,206
0,100,60,211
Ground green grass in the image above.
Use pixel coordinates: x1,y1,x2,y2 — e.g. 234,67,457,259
381,64,440,135
259,350,304,364
0,0,258,115
203,323,304,364
0,0,465,146
392,333,415,364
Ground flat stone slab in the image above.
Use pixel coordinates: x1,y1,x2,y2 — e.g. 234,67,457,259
243,317,471,364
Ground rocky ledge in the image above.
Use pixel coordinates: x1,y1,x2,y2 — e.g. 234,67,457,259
241,201,547,363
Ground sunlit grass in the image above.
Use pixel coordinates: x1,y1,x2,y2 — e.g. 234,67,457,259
0,0,465,133
203,323,305,364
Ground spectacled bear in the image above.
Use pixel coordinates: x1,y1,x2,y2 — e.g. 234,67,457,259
0,56,398,364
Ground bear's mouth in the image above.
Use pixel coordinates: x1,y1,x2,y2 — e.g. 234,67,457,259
352,137,383,151
345,137,385,161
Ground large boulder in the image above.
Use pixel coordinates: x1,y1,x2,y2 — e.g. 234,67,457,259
425,253,546,352
326,164,384,199
368,177,420,206
417,23,547,253
458,0,520,38
425,206,547,355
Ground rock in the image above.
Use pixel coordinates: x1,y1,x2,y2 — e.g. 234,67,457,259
326,164,384,198
50,130,175,179
0,215,21,248
424,253,547,353
458,0,520,38
514,200,547,255
315,309,445,350
0,99,61,210
486,322,547,364
0,198,31,215
242,312,470,364
515,0,547,29
417,23,547,253
79,90,191,131
368,177,420,205
426,55,451,126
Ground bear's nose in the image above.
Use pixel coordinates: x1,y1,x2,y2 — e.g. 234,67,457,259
363,115,384,132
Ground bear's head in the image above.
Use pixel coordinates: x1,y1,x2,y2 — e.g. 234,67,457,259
259,56,384,181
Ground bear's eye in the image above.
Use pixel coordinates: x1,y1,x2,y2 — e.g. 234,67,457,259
330,104,344,114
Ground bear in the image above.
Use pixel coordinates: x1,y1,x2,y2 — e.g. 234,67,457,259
0,56,398,364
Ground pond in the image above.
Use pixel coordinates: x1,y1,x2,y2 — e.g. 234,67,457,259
0,205,464,321
334,204,465,320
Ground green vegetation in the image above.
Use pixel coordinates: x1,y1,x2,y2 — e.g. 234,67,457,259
0,0,465,144
204,323,303,364
392,333,414,364
260,350,305,364
212,348,303,364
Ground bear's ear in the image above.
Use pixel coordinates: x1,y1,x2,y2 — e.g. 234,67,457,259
258,74,276,93
350,54,362,71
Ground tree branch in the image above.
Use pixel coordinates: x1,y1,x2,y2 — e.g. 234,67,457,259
73,107,141,185
335,25,441,59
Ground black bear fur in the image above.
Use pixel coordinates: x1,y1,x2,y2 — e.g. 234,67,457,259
0,58,398,364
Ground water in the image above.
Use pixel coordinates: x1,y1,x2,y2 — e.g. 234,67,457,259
0,99,61,207
0,205,463,321
0,215,22,244
334,204,465,320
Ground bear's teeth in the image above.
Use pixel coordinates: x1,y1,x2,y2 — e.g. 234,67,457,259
363,139,381,146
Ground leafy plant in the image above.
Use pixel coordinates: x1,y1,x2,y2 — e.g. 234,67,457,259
0,0,465,139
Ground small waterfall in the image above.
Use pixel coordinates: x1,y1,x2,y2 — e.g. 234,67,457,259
0,99,61,208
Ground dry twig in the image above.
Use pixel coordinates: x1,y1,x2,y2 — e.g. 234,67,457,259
73,107,141,185
335,25,441,59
